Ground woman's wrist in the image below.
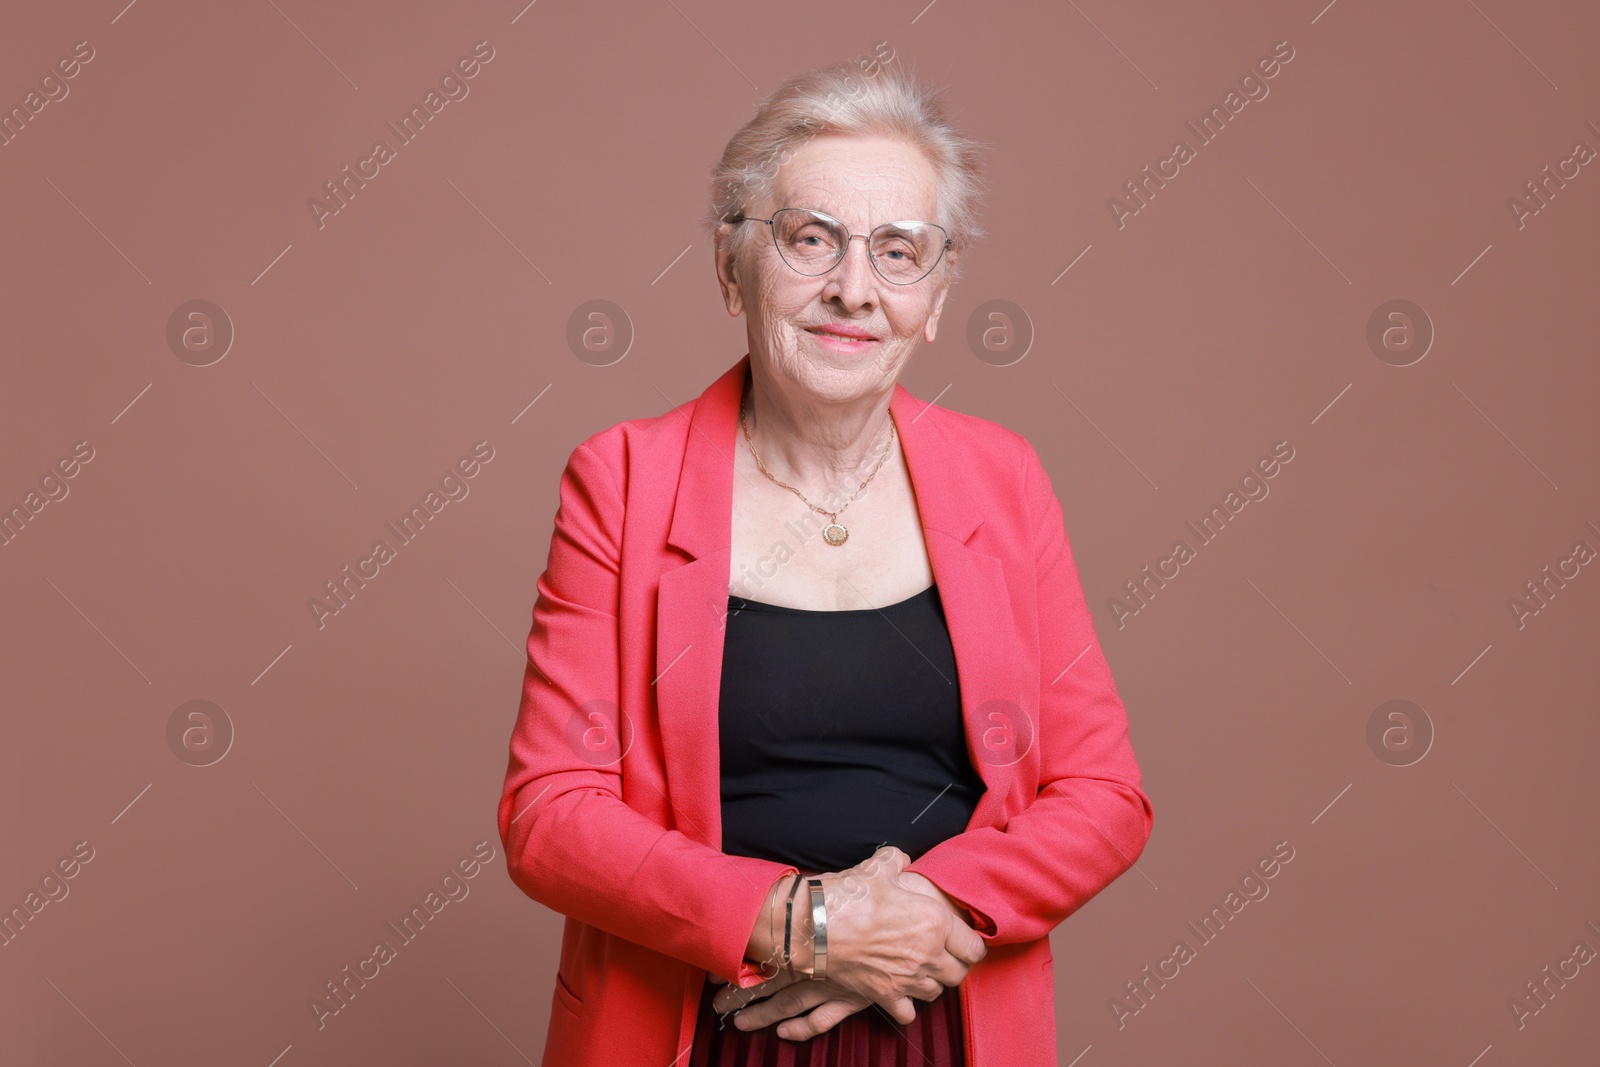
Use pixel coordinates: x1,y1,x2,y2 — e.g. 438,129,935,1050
784,872,808,977
788,873,833,979
741,870,838,979
787,895,808,978
744,873,795,975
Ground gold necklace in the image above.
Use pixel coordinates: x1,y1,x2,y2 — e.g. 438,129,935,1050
739,392,897,547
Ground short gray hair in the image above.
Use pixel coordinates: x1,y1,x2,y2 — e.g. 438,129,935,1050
704,56,988,284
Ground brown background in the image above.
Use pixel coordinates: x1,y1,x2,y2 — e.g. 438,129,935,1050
3,1,1597,1064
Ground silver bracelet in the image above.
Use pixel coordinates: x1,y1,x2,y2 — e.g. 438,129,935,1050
782,874,804,976
807,877,828,981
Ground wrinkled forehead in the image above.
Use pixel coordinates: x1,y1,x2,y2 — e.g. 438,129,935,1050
769,136,941,230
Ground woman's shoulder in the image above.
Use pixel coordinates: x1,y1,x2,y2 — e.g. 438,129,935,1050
904,396,1040,482
563,399,695,472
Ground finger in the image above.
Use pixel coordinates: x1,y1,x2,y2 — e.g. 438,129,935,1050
926,959,971,992
924,938,986,989
711,984,751,1013
773,997,872,1041
944,916,988,967
733,982,831,1031
732,991,819,1030
810,968,875,1015
881,993,918,1026
712,971,794,1014
811,981,915,1028
825,967,935,1021
713,984,776,1015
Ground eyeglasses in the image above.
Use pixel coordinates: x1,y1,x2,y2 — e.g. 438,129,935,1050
737,207,953,285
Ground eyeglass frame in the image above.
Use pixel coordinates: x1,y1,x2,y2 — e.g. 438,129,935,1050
732,207,954,286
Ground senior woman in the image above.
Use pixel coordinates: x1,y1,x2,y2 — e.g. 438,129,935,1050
496,59,1153,1066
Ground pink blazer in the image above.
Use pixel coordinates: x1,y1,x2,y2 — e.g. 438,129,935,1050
496,354,1153,1065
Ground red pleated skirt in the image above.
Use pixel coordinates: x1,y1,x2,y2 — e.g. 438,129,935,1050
689,975,966,1066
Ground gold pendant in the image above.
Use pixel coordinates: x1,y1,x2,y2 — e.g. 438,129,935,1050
822,522,848,546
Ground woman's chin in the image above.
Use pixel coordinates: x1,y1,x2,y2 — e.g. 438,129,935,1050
758,339,902,398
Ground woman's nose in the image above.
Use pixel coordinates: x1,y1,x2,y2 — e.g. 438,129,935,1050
825,237,879,305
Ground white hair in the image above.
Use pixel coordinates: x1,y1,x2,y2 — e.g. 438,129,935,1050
704,56,988,284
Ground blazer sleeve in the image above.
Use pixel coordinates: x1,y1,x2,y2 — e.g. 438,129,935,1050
904,435,1154,945
496,441,797,988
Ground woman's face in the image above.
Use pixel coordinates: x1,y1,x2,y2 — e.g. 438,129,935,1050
715,133,955,407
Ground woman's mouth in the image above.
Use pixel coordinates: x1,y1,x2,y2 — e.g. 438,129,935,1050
805,326,880,352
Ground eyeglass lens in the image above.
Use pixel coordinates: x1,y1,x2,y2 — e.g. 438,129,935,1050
771,209,946,284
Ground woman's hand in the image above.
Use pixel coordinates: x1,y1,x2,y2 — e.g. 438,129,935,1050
807,846,987,1021
715,846,985,1037
895,868,980,926
710,968,875,1041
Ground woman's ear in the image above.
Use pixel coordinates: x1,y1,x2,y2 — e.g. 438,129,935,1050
714,224,745,317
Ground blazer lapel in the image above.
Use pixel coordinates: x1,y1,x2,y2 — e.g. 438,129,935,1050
655,355,1023,852
889,380,1028,831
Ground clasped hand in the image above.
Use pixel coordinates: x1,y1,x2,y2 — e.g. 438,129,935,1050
710,845,986,1041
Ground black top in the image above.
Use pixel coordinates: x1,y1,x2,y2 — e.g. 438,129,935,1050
717,583,986,873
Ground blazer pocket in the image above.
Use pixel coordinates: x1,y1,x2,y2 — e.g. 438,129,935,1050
553,968,584,1017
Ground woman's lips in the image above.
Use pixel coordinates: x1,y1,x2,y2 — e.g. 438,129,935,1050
805,326,879,352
